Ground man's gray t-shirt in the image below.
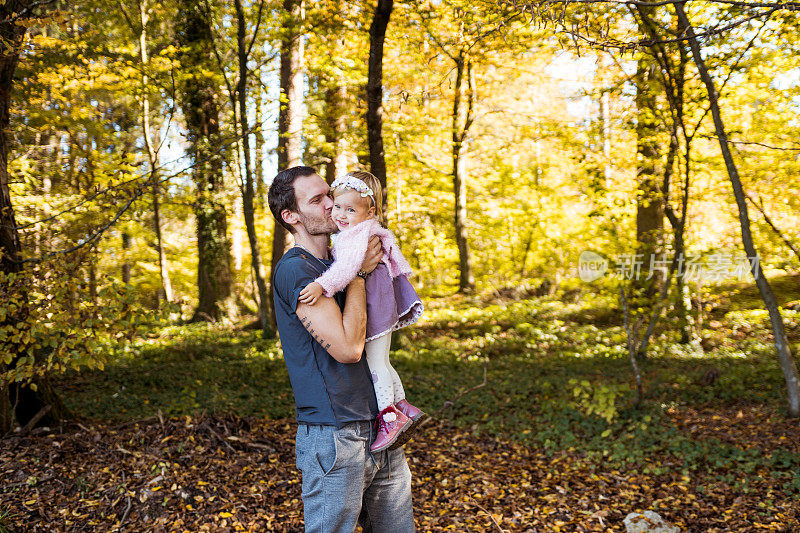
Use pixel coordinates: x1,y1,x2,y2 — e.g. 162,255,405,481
273,247,378,427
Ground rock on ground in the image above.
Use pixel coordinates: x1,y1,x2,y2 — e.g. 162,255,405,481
624,511,680,533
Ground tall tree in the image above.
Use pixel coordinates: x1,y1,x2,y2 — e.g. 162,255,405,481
1,0,67,432
0,0,32,434
176,0,235,322
137,0,173,304
269,0,304,327
450,48,476,293
303,0,363,186
633,4,697,346
233,0,271,336
634,45,664,275
674,2,800,418
417,2,485,293
367,0,393,212
413,1,529,293
630,5,667,332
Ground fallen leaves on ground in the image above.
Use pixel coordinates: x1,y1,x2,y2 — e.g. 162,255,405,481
1,413,797,532
667,404,800,455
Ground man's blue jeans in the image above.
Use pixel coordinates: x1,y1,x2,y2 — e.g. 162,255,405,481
295,421,415,532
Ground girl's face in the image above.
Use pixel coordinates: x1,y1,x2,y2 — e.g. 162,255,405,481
331,189,375,230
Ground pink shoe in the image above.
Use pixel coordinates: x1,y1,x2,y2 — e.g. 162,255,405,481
370,405,411,453
395,399,426,422
390,399,427,450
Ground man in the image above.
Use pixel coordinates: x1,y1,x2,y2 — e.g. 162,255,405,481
268,166,415,532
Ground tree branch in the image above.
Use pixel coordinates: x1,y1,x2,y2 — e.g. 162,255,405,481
745,191,800,264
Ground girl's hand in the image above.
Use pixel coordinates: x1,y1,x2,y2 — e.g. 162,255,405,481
299,282,324,305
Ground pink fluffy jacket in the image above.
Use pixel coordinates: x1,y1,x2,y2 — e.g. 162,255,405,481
316,218,414,297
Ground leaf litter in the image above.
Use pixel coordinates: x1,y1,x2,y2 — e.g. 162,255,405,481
1,412,797,532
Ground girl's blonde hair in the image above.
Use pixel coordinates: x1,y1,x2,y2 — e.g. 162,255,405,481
333,170,385,225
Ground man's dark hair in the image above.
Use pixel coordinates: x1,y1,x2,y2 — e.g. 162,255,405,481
268,166,318,233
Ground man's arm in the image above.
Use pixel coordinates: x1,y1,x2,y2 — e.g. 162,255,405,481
297,277,367,363
295,236,383,364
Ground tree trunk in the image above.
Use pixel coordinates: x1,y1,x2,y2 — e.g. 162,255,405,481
255,80,266,205
323,84,348,184
151,178,172,302
88,259,97,306
671,169,695,345
675,2,800,418
634,49,664,287
637,124,682,358
673,28,695,346
519,230,533,280
632,4,700,353
121,231,132,283
235,0,271,337
139,0,173,304
599,89,612,184
452,52,475,293
0,371,10,434
0,4,26,433
177,0,235,323
269,0,304,329
1,0,67,431
367,0,393,213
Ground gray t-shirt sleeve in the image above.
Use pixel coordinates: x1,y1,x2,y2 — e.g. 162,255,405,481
274,254,321,313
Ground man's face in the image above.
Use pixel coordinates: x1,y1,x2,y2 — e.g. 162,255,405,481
292,174,337,235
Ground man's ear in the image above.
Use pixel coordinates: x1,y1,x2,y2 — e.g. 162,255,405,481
282,209,299,227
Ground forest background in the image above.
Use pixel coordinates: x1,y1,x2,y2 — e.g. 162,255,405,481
1,0,800,530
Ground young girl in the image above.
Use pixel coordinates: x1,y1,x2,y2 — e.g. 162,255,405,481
298,171,425,452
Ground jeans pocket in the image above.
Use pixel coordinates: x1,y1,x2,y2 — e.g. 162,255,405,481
314,426,339,477
295,425,307,471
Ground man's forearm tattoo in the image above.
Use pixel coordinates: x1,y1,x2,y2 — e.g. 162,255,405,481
300,315,332,351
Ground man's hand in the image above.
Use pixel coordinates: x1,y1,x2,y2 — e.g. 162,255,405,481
361,235,383,274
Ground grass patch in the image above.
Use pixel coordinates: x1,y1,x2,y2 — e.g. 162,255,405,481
56,281,800,497
58,325,291,421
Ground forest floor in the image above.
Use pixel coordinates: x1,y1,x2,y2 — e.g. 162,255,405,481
2,275,800,531
1,406,797,532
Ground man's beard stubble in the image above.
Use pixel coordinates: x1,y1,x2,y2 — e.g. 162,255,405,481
298,211,338,236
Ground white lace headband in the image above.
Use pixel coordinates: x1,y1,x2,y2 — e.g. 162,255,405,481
330,174,374,199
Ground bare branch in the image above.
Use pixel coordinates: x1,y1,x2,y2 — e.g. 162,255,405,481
5,123,262,235
423,359,489,425
745,192,800,263
18,405,52,435
23,180,147,262
115,1,139,34
497,0,799,10
245,0,267,60
204,0,238,101
414,2,458,61
557,6,778,51
699,135,800,151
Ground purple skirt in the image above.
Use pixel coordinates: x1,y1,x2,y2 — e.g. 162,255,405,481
365,264,423,341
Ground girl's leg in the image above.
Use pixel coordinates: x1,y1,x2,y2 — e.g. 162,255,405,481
365,334,394,411
378,333,406,402
386,356,406,403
